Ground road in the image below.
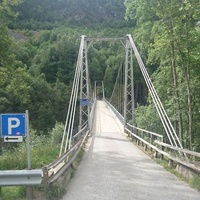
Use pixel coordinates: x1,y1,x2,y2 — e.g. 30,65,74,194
61,100,200,200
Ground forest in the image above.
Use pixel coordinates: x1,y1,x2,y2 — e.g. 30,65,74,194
0,0,200,153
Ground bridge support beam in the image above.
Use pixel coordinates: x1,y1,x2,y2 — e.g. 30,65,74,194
124,38,136,131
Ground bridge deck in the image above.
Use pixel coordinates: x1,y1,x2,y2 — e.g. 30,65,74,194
62,100,200,200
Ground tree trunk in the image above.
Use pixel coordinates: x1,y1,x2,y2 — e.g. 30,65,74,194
186,71,193,149
185,48,193,149
177,35,193,149
170,40,183,145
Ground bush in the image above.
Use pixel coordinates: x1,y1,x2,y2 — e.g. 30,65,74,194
50,122,64,145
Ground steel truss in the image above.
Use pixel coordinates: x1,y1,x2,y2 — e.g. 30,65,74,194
124,39,136,129
79,38,90,130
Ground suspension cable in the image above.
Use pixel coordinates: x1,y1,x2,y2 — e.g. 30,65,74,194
59,36,85,156
127,34,183,148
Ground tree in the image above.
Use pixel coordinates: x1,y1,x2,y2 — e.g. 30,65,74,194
125,0,200,150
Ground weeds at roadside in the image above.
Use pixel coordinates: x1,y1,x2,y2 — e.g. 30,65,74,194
189,175,200,191
45,184,65,200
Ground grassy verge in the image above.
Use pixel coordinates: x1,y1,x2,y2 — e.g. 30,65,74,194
0,186,26,200
0,141,60,200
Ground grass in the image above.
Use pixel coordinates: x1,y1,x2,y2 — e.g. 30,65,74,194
0,137,86,200
189,175,200,191
0,140,60,199
0,186,26,200
45,184,65,200
0,144,60,170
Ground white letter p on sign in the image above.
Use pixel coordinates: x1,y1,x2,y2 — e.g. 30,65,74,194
8,118,20,135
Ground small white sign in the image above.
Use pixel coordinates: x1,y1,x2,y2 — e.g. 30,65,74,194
4,136,23,143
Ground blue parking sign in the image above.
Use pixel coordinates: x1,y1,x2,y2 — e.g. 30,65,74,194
1,114,26,138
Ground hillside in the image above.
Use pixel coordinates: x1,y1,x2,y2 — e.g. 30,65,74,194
12,0,130,29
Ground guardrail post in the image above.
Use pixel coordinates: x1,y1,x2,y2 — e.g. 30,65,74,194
168,159,173,167
141,131,145,147
137,138,140,146
161,146,164,160
154,151,158,158
26,186,33,200
150,134,153,144
43,167,49,192
131,126,134,141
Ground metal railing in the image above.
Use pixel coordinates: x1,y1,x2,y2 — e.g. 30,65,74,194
0,169,42,186
127,123,163,144
103,98,124,124
125,124,200,175
43,127,89,186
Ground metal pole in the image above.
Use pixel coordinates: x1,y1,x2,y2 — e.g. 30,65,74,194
26,110,31,169
95,81,97,100
85,40,90,129
102,81,105,99
25,110,33,199
123,41,128,131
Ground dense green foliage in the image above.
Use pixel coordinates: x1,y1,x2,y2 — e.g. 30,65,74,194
125,0,200,151
0,0,200,158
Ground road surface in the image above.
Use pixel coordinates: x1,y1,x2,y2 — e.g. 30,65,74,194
61,100,200,200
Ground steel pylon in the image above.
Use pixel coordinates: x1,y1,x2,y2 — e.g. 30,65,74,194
79,36,90,131
124,38,136,129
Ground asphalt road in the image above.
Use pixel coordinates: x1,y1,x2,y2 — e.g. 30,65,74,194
61,100,200,200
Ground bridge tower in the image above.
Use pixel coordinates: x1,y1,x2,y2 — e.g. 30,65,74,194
123,38,136,130
79,36,90,131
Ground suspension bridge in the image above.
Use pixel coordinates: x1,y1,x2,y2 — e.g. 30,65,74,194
1,35,200,200
58,35,200,200
60,34,183,155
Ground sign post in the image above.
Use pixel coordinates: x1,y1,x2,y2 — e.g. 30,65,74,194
25,110,33,199
25,110,31,170
0,111,33,198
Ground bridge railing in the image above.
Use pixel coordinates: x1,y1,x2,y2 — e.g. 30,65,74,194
89,100,96,130
126,123,163,144
125,124,200,176
43,126,89,186
103,98,124,124
72,125,88,146
42,99,97,187
125,123,163,153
